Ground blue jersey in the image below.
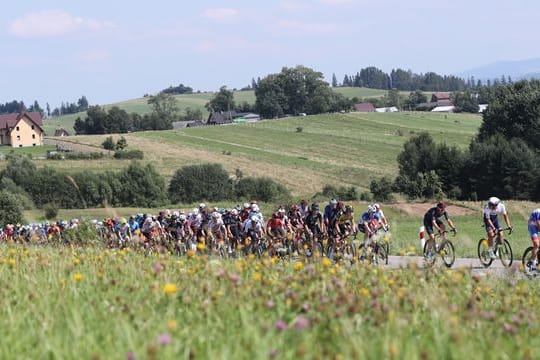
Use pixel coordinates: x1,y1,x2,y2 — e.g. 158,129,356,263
529,209,540,225
359,212,380,223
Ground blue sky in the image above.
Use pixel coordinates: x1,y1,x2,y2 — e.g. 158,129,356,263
1,0,539,108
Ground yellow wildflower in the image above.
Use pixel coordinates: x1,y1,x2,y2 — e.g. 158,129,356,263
73,273,84,282
163,283,178,295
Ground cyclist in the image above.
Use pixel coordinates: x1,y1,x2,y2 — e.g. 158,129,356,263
483,197,512,259
224,208,243,251
243,215,264,253
372,203,389,231
267,212,286,239
527,208,540,273
304,203,325,240
357,206,381,248
423,201,457,258
336,204,357,237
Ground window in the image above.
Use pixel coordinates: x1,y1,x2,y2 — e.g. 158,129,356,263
16,135,20,140
32,134,36,139
31,125,35,130
16,126,19,131
33,144,36,146
19,145,22,148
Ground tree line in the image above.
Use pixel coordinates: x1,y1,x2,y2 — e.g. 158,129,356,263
0,155,290,225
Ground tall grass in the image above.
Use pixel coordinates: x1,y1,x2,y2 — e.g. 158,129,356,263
0,244,535,359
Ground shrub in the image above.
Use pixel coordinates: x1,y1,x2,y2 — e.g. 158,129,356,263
113,150,144,159
44,203,59,220
0,190,25,227
370,177,394,202
235,177,291,203
321,184,359,201
169,163,233,204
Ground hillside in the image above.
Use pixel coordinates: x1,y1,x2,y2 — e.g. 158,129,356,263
41,87,388,135
37,112,481,196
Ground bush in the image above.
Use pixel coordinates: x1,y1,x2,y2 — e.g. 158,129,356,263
113,150,144,159
169,163,233,204
321,184,359,201
47,152,104,160
235,177,291,203
370,177,394,202
0,190,25,227
44,203,59,220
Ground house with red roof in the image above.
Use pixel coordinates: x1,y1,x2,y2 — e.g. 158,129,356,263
353,102,376,112
0,112,44,147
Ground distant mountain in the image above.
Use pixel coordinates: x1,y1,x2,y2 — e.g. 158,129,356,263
457,58,540,81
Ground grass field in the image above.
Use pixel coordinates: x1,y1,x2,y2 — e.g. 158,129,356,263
0,242,536,359
41,87,389,135
35,111,481,196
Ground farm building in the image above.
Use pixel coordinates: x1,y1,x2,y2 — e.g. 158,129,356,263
375,107,399,113
353,103,376,112
54,128,70,137
0,111,44,147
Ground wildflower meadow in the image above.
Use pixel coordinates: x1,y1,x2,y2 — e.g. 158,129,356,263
0,244,538,359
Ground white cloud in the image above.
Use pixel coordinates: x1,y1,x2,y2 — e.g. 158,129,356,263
202,8,239,21
8,10,113,38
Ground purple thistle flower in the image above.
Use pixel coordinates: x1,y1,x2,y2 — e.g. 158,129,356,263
158,333,172,346
275,320,287,331
126,351,135,360
294,315,310,330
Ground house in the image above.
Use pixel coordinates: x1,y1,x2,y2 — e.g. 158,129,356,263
353,103,376,112
431,92,454,107
54,128,70,137
186,120,205,128
0,112,44,147
207,111,235,125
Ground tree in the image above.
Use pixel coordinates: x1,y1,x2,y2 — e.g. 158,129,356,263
478,80,540,149
452,91,479,113
117,162,167,207
147,92,179,120
205,86,235,113
115,136,127,151
102,136,115,151
0,191,24,227
332,73,338,87
77,95,89,111
370,177,394,201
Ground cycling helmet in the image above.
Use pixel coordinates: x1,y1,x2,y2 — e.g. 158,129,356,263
250,215,258,222
251,204,259,212
367,205,375,214
436,201,446,210
337,201,344,209
231,208,238,216
172,211,179,217
345,204,354,213
291,204,298,211
199,203,206,209
330,198,338,205
179,214,187,221
243,202,250,209
272,212,279,219
373,203,380,211
488,197,500,206
311,203,319,211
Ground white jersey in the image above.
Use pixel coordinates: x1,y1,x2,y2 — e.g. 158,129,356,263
483,203,506,219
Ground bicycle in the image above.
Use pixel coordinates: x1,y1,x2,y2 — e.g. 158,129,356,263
522,246,540,277
423,230,456,268
358,227,390,265
327,233,356,265
477,227,513,268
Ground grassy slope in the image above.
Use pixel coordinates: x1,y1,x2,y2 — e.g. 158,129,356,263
41,87,388,135
37,112,480,196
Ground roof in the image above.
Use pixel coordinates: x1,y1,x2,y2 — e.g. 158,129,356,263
375,107,399,113
207,111,235,124
0,112,43,129
54,128,70,136
431,92,451,102
353,103,376,112
431,105,455,112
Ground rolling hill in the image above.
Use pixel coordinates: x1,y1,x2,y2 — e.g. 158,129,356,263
38,111,481,197
41,87,388,135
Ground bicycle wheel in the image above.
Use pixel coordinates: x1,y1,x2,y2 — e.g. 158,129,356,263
440,240,455,268
422,241,436,267
498,239,513,267
343,243,356,264
521,246,538,274
313,241,324,258
376,242,389,265
358,243,372,265
477,238,493,267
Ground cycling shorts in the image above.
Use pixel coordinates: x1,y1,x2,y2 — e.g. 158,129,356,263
484,218,500,232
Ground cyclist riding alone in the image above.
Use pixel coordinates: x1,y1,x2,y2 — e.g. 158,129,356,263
527,208,540,273
483,197,512,259
423,201,457,253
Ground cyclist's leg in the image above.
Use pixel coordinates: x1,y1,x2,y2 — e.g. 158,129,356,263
529,224,539,270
